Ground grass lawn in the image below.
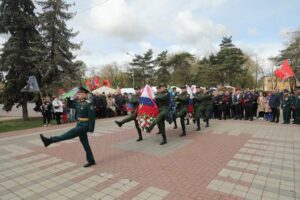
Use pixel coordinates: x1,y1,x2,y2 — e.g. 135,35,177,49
0,117,46,133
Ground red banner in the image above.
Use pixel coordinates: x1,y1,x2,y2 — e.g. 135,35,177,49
275,59,295,80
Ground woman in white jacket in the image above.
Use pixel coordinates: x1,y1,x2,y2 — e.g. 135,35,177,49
52,96,64,124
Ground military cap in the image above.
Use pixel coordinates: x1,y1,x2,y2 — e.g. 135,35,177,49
196,85,201,89
295,86,300,89
77,86,90,93
134,87,140,90
283,89,289,93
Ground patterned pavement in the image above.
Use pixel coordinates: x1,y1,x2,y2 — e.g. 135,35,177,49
0,117,299,200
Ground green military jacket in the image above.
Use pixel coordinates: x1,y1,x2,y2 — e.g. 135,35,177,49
76,100,96,132
176,91,190,110
194,93,213,110
155,91,170,111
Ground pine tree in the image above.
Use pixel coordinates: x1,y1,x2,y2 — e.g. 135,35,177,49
37,0,81,91
130,49,155,86
0,0,42,120
154,51,170,85
216,36,246,86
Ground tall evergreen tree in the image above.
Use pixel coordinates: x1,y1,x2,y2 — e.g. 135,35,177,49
167,52,195,86
130,49,155,86
216,36,246,85
154,51,170,85
37,0,81,91
0,0,42,120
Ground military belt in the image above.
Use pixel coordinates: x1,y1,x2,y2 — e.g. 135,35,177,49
78,118,89,122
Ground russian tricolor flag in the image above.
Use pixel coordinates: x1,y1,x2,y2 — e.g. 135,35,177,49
137,85,159,131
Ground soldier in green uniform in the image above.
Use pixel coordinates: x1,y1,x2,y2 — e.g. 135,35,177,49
293,86,300,125
145,84,170,145
193,87,213,131
40,87,96,168
176,86,190,136
193,86,203,131
282,90,292,124
114,88,143,141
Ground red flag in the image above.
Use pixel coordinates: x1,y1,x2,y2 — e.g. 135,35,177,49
103,80,110,87
280,60,295,78
274,69,286,79
85,79,92,90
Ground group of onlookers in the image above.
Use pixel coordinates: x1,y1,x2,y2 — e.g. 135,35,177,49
40,92,130,126
211,88,300,124
92,92,129,118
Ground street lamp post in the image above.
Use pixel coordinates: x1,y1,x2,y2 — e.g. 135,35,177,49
126,52,135,88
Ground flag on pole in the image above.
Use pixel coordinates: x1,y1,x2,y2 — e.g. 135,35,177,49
274,59,295,79
21,76,40,92
137,85,159,131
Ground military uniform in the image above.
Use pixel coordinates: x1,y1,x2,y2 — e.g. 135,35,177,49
176,90,190,136
40,87,96,167
282,95,292,124
115,94,142,141
146,88,170,145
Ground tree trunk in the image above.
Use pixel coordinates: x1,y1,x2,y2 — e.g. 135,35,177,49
22,99,29,120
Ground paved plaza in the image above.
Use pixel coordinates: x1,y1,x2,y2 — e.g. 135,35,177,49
0,117,300,200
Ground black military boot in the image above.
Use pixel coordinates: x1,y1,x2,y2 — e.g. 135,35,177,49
115,120,123,127
180,132,186,137
137,131,143,141
160,133,167,145
83,161,96,168
196,119,201,131
40,134,52,147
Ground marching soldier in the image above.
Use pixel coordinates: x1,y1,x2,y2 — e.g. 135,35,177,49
40,87,96,168
145,84,170,145
176,86,190,136
115,87,143,141
193,87,212,130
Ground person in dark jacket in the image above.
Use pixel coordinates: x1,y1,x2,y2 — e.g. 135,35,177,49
41,96,52,126
269,90,281,123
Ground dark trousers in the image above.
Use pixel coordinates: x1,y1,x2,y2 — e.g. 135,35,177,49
235,104,243,119
55,112,62,124
51,125,95,163
230,105,236,118
173,114,177,128
244,102,253,120
42,112,51,125
258,111,264,118
213,104,219,119
218,105,226,120
119,114,142,139
253,102,258,117
271,107,280,122
283,107,291,123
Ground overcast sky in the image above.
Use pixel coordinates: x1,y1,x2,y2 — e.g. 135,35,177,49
1,0,299,72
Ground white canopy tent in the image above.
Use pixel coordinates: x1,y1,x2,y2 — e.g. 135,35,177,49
121,88,135,94
92,86,117,95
